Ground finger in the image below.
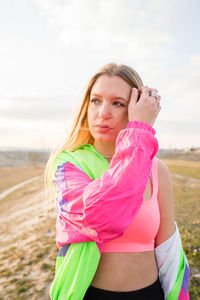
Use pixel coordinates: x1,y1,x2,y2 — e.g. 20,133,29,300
149,88,158,96
156,95,161,103
130,87,139,105
139,86,150,95
151,92,161,102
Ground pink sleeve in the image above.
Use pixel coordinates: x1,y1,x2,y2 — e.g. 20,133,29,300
54,121,158,245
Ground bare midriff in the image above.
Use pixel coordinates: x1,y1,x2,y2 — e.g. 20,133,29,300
91,162,158,291
91,251,158,292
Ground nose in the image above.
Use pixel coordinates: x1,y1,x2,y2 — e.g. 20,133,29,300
98,102,111,120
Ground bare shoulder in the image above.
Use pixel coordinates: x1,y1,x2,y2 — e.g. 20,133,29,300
157,158,170,180
155,158,175,246
157,159,174,196
157,158,173,204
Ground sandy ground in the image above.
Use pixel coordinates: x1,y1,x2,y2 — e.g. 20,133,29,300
0,170,57,300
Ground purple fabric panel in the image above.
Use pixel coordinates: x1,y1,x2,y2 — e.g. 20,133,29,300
53,163,68,215
58,244,71,257
53,162,85,215
54,164,68,193
182,264,190,294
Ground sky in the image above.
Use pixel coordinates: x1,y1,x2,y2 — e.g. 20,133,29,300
0,0,200,150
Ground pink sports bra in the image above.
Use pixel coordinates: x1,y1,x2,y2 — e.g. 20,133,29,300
103,158,160,252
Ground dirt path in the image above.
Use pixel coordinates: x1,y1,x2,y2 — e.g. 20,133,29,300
171,173,200,187
0,176,40,200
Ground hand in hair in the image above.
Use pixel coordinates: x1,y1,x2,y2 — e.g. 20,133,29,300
128,86,161,127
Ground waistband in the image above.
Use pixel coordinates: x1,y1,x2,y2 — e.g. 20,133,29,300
84,277,164,299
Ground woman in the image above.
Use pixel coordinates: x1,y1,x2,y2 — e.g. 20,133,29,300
46,63,190,300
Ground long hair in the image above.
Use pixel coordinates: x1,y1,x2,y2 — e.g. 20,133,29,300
44,63,143,201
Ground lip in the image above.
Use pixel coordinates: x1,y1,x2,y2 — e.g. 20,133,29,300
95,124,112,129
95,124,112,132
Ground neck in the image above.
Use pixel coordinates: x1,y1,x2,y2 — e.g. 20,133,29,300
93,140,115,159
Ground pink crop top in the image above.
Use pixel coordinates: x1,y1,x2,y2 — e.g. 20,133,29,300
102,158,160,252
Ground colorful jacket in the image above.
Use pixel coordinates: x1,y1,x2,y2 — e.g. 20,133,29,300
50,121,190,299
155,222,190,299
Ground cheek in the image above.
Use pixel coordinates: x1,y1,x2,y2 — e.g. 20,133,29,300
117,111,129,127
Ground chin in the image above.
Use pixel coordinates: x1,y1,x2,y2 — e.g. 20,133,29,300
95,135,116,143
91,129,118,143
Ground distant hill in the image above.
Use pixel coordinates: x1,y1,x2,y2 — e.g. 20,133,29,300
0,150,49,167
157,148,200,162
0,147,199,167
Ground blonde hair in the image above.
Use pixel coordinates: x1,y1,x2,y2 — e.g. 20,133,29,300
44,63,143,201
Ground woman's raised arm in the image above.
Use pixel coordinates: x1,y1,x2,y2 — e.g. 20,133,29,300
54,121,158,246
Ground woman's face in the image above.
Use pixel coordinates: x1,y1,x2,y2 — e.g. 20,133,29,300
88,75,132,144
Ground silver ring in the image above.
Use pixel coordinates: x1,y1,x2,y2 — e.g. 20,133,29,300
143,88,149,93
151,91,158,99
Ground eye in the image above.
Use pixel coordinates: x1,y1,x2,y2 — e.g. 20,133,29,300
90,98,100,104
113,101,125,107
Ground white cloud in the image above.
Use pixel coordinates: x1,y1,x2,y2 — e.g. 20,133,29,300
34,0,174,63
156,55,200,121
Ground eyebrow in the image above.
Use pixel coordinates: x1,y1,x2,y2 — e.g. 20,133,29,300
90,93,128,102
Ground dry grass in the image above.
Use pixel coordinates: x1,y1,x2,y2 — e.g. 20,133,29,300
163,159,200,299
0,161,199,299
163,159,200,180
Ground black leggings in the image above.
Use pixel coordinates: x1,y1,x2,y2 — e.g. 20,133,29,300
83,277,164,300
